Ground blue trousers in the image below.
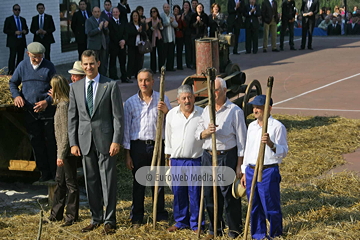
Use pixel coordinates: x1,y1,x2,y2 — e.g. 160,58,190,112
202,148,242,238
171,157,204,230
245,165,282,240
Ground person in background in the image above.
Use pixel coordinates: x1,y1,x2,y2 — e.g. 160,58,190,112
317,16,331,31
148,7,164,74
244,0,261,54
136,6,146,23
261,0,280,52
208,3,226,37
280,0,296,51
117,0,131,23
127,10,147,79
241,95,288,240
191,0,199,13
173,5,185,70
182,1,194,69
68,60,85,83
327,17,341,35
9,42,57,182
227,0,244,54
47,75,79,227
100,0,113,74
300,0,319,50
3,4,29,75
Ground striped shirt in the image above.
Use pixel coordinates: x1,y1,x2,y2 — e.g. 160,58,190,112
122,91,171,150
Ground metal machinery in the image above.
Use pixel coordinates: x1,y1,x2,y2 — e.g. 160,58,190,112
182,35,262,117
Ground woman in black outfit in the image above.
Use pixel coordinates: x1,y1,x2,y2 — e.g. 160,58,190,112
182,1,194,69
208,3,226,37
147,7,164,74
126,10,147,79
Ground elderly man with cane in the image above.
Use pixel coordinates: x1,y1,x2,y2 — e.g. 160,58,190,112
240,95,288,240
195,77,247,239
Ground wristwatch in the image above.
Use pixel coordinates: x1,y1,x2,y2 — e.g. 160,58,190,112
271,143,276,150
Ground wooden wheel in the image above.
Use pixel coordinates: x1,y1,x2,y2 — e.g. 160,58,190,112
182,76,194,86
242,79,262,118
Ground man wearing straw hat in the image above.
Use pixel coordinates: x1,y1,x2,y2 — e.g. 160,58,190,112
9,42,57,182
195,77,247,239
123,68,170,228
68,60,85,83
240,95,288,240
165,85,204,233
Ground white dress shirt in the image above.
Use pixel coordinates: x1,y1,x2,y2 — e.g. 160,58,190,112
195,99,247,157
241,116,288,173
165,105,204,158
123,91,171,150
85,73,100,102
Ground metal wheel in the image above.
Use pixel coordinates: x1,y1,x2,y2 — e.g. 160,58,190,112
225,63,240,76
242,79,262,118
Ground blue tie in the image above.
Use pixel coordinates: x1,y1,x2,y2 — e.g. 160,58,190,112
16,17,22,38
87,80,94,115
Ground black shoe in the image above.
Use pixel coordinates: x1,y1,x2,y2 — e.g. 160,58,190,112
177,67,183,70
263,49,267,53
280,47,284,51
110,76,119,80
272,49,280,52
233,51,240,55
308,47,313,50
61,221,73,227
253,51,257,54
299,47,305,50
122,78,133,83
167,69,176,72
290,47,297,50
245,52,251,54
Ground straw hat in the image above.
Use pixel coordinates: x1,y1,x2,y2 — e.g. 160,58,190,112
68,61,85,75
232,177,246,199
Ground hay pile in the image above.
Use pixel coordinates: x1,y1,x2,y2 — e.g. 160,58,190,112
0,68,13,105
1,115,360,239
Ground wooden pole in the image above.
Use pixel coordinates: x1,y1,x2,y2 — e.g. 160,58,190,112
152,66,166,229
206,68,218,238
197,181,204,239
243,77,274,240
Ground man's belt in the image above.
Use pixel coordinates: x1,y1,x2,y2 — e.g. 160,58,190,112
138,140,155,145
206,147,235,156
249,164,278,169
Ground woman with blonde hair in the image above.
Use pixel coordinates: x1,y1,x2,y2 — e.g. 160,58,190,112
47,74,79,227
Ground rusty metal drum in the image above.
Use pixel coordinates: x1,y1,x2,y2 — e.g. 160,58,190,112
195,38,219,75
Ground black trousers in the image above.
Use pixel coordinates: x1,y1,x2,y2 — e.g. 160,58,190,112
50,156,79,222
280,20,295,49
127,45,144,79
150,37,165,73
94,48,107,76
24,110,57,179
175,37,184,69
129,140,168,223
301,18,315,49
245,25,259,53
109,47,127,81
202,148,242,238
8,40,25,75
77,41,87,60
163,42,175,71
184,34,193,68
227,20,241,53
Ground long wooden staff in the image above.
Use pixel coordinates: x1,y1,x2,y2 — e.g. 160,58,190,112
243,77,274,240
152,66,166,229
197,179,204,239
207,68,219,238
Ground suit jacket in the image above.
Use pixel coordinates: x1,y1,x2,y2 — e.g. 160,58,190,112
261,0,279,24
108,18,128,50
68,75,123,155
300,0,319,21
71,10,92,44
346,23,360,35
327,23,341,35
3,15,29,48
227,0,244,27
117,3,131,24
243,4,261,29
100,10,112,21
85,16,109,50
282,0,296,20
30,14,55,44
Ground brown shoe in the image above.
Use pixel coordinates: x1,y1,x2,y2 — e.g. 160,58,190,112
81,223,100,232
103,223,116,235
167,225,179,232
202,234,214,240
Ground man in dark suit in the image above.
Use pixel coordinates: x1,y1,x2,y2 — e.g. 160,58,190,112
68,49,123,235
108,7,131,83
346,15,360,35
300,0,319,50
3,4,29,75
30,3,56,61
261,0,280,52
85,6,109,76
244,0,261,54
280,0,296,51
227,0,244,54
100,0,113,77
71,0,92,60
117,0,130,24
327,18,341,35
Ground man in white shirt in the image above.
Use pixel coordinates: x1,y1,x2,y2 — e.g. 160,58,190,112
165,85,204,233
240,95,288,240
195,77,247,239
160,3,178,71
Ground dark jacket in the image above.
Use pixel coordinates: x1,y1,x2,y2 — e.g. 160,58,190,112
108,18,128,50
117,3,131,23
127,22,147,47
300,0,319,20
208,12,226,37
327,23,341,35
189,12,209,38
71,10,92,44
30,13,56,44
243,4,261,29
281,0,296,20
227,0,244,27
3,15,29,48
262,0,279,24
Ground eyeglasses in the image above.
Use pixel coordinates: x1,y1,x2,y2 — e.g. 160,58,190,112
151,10,157,13
14,9,21,11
